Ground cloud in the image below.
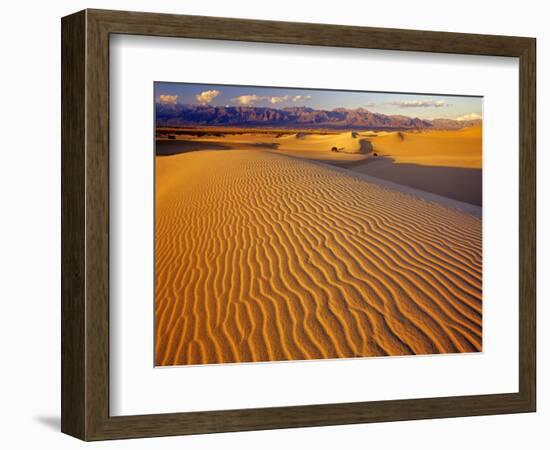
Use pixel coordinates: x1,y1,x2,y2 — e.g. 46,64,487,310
232,94,262,105
269,95,289,104
389,99,449,108
195,89,220,104
158,94,178,105
232,94,292,105
292,95,311,102
456,113,482,121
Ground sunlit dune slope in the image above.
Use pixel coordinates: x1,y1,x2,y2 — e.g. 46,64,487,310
155,150,482,366
368,125,482,168
156,126,481,169
278,131,373,154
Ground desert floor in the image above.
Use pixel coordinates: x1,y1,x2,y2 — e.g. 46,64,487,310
157,126,482,205
155,129,482,366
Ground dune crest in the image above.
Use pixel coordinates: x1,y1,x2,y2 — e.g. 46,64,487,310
368,125,482,168
278,131,372,154
155,149,482,366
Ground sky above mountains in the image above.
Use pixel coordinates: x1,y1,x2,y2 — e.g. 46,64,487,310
155,82,482,121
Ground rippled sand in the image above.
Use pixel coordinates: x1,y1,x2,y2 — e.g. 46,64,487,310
155,149,482,366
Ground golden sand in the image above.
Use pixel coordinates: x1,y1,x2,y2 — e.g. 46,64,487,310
155,149,482,366
367,126,482,168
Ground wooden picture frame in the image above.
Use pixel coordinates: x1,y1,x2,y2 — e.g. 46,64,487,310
61,9,536,441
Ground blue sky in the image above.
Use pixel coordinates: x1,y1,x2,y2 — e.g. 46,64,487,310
155,82,482,121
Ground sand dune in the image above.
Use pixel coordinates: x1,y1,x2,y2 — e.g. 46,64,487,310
344,126,483,205
155,149,482,366
282,131,373,154
367,126,482,168
156,126,481,168
156,126,483,206
347,158,482,206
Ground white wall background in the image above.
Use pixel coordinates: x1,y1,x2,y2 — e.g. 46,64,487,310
0,1,546,448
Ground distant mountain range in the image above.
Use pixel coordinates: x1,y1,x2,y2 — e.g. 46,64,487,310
156,104,481,130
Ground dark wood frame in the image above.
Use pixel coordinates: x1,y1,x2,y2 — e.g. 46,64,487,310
61,8,536,441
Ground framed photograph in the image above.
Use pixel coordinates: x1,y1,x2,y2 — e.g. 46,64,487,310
61,9,536,440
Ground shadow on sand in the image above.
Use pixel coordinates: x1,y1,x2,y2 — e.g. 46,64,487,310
334,156,482,206
156,140,231,156
249,142,280,150
156,139,280,156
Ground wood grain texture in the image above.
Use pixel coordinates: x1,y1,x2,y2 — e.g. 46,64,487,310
85,9,111,439
88,8,532,56
60,8,536,441
61,10,86,439
518,39,536,408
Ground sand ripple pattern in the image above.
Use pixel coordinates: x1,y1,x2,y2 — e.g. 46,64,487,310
155,150,482,366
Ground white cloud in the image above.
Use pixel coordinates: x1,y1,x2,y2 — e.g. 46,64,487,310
456,113,482,121
195,89,220,104
389,99,449,108
232,94,292,105
269,95,289,104
292,95,311,102
232,94,262,105
158,94,178,105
